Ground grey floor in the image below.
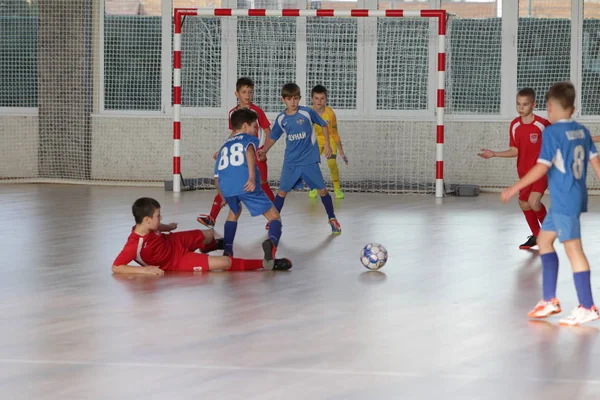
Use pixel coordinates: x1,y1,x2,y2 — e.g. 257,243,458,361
2,184,600,399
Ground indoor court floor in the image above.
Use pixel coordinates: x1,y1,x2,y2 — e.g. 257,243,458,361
2,184,600,399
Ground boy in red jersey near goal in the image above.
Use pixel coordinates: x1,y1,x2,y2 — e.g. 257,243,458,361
478,88,551,250
197,77,274,229
112,197,292,275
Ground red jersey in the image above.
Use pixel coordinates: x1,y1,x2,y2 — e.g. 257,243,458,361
228,104,270,148
509,114,551,178
113,228,177,269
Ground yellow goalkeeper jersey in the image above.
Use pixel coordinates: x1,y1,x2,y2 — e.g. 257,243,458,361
312,106,340,145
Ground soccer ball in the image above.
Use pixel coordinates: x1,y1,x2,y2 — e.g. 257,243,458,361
360,243,388,270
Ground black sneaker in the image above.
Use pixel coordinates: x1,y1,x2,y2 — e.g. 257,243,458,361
519,235,537,249
272,258,293,271
262,239,276,270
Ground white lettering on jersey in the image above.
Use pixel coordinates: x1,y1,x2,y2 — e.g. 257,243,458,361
288,132,307,141
566,129,585,140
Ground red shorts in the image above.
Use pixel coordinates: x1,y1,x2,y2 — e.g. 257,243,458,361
518,175,548,201
163,230,210,272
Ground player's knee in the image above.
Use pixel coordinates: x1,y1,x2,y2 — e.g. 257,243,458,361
529,200,541,211
202,229,214,243
318,188,328,196
564,239,585,259
265,207,280,221
518,200,530,210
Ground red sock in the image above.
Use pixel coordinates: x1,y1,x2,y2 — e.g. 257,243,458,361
535,203,547,224
201,238,218,253
210,193,224,221
523,209,540,236
227,258,263,271
261,182,275,202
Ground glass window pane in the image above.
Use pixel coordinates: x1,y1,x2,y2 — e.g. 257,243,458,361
582,0,600,115
306,17,357,110
443,1,501,114
0,0,38,107
377,18,429,111
517,2,570,110
180,18,222,108
104,1,161,110
237,18,296,112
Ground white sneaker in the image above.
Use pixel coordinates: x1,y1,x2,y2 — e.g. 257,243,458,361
528,298,561,318
559,306,600,326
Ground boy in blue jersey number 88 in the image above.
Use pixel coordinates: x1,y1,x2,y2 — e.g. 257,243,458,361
258,83,342,234
502,81,600,326
214,108,289,270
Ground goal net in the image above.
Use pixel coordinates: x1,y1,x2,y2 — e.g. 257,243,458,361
173,8,447,196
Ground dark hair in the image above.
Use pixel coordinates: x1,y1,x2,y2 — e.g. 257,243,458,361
282,82,301,98
311,85,328,97
517,87,536,102
230,108,259,130
132,197,160,224
545,81,576,110
236,77,254,92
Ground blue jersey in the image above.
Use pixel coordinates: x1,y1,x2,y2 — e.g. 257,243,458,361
538,120,598,215
214,133,260,198
270,105,327,166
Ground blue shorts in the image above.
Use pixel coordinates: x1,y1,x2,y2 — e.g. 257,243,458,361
279,163,326,193
225,191,273,217
541,210,581,242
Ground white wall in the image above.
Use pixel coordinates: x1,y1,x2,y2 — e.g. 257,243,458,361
0,116,39,179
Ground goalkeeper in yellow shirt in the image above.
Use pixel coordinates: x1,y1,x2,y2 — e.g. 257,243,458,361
309,85,348,199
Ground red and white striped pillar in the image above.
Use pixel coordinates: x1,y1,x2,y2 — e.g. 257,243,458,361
173,10,183,193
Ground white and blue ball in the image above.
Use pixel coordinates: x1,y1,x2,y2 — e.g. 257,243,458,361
360,243,388,270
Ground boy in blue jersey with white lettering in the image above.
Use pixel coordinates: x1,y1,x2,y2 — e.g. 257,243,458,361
502,81,600,326
214,108,290,271
259,83,342,234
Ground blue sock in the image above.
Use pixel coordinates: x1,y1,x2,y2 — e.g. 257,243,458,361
320,193,336,219
541,252,559,301
268,219,282,247
574,270,595,309
223,221,237,256
274,195,285,213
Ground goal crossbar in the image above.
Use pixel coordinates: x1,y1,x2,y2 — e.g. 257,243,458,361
172,8,447,197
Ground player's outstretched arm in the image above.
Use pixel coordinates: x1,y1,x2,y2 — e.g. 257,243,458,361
501,163,549,203
159,223,177,232
478,147,518,159
322,125,332,158
258,138,276,161
590,156,600,181
245,145,257,192
112,264,164,275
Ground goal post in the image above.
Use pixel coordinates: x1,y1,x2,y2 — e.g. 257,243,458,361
172,8,447,197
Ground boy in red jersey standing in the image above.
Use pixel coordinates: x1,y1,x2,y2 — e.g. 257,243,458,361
478,88,551,249
197,77,274,229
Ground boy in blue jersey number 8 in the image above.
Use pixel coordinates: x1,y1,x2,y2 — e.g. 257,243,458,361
502,81,600,326
214,108,290,271
258,83,342,234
